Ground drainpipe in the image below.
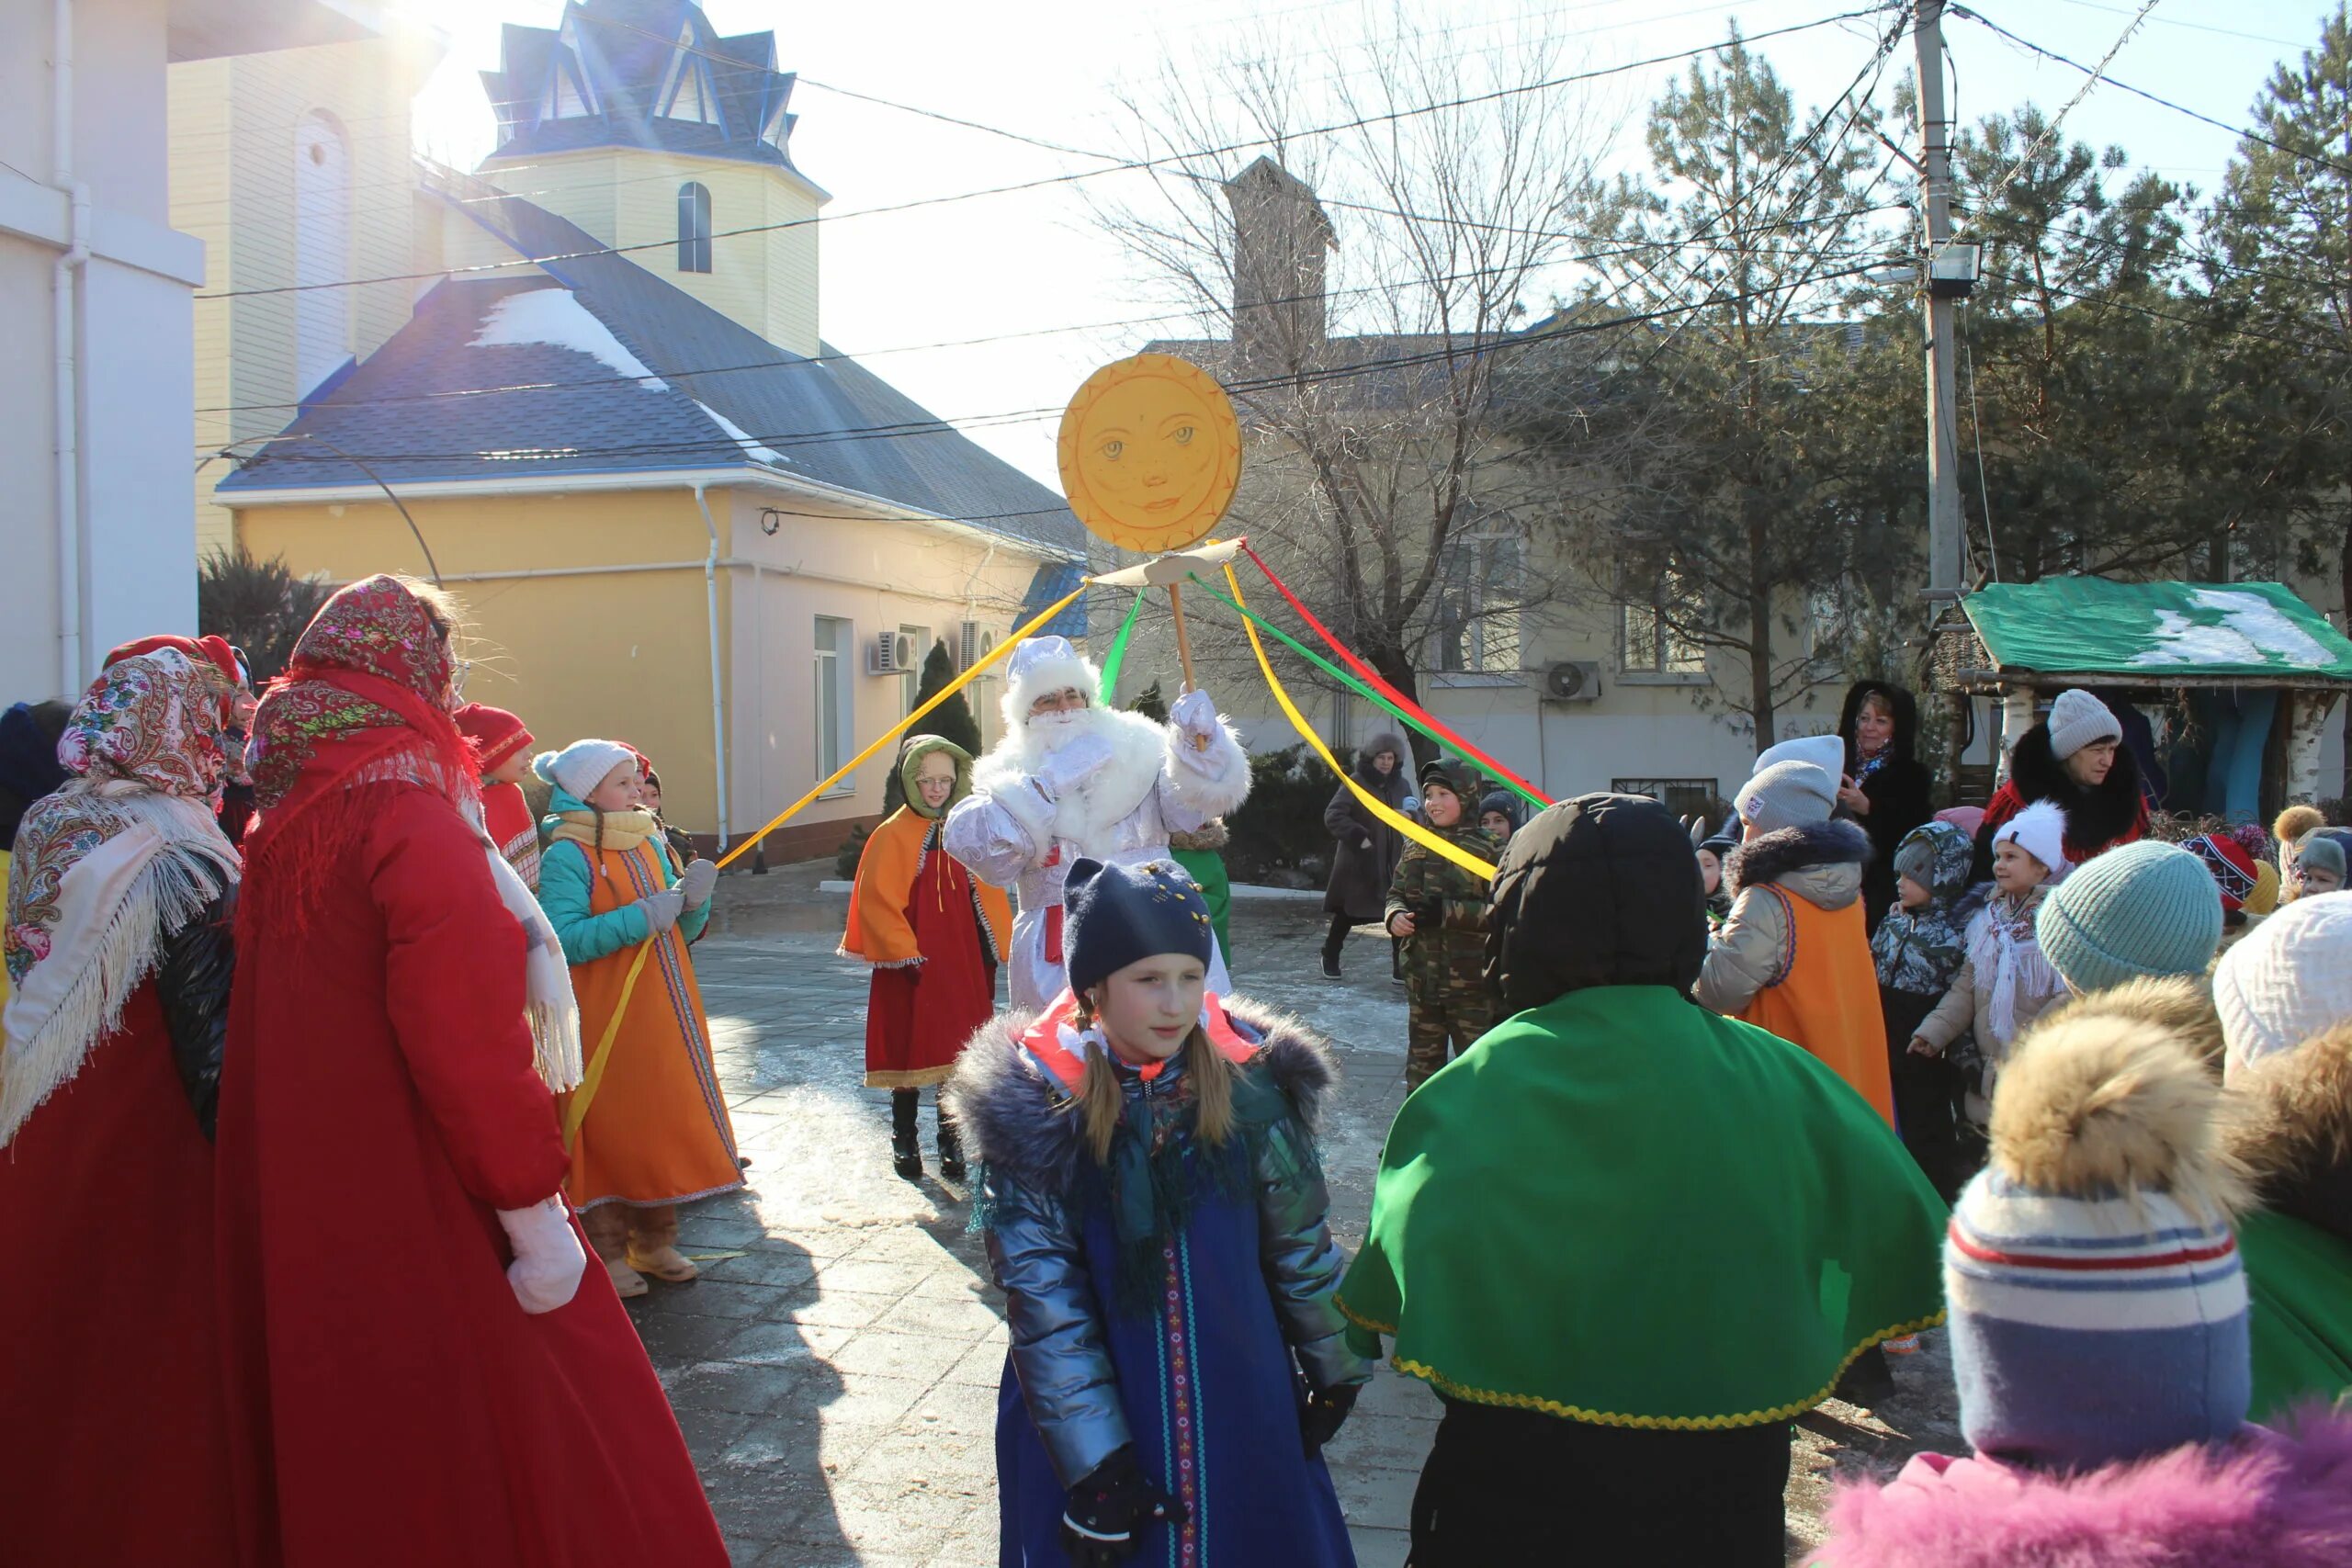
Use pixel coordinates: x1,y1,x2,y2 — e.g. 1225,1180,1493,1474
691,483,730,852
52,0,86,694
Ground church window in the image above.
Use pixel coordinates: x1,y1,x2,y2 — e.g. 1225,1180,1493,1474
677,182,712,273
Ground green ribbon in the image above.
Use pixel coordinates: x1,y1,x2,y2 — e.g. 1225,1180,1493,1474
1099,590,1146,705
1183,574,1549,807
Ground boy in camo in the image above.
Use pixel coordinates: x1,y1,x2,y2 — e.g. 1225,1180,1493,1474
1385,759,1498,1089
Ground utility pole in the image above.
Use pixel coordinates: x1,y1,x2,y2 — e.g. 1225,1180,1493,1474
1916,0,1964,604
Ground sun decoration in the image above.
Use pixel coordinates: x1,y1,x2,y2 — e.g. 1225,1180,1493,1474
1057,354,1243,554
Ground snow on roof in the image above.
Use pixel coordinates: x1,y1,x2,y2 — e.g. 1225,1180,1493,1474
469,288,669,391
694,400,793,466
2130,588,2336,671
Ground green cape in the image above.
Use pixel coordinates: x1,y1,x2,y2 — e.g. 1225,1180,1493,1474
1337,985,1947,1428
2242,1207,2352,1422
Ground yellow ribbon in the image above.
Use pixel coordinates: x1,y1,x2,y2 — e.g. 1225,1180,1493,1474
1223,565,1498,881
561,939,654,1155
715,582,1088,871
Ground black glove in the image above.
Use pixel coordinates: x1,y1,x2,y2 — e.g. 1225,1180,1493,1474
1300,1382,1360,1457
1060,1448,1186,1565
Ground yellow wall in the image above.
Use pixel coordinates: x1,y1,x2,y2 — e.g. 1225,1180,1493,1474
473,147,821,355
172,37,444,558
234,483,1069,852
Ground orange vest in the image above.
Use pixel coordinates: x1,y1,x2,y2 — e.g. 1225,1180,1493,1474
1738,887,1894,1126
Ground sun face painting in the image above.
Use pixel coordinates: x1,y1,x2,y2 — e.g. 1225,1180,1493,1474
1057,354,1243,553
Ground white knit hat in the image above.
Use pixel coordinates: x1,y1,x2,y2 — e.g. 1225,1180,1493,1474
2046,689,2122,761
532,739,638,803
1001,634,1101,735
1994,799,2071,883
2213,890,2352,1080
1756,732,1848,779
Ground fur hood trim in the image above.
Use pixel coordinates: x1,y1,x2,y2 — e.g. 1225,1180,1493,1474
2222,1023,2352,1193
2007,722,2146,851
1165,818,1229,852
944,996,1336,1197
1818,1409,2352,1568
1725,818,1872,897
1994,995,2251,1221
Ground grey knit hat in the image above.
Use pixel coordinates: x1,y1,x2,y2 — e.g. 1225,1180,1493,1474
2035,840,2222,996
1734,760,1838,836
2046,689,2122,761
2294,831,2347,888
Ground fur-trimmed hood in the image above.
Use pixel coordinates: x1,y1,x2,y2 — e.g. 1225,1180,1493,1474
2223,1023,2352,1247
944,997,1337,1198
1994,983,2249,1219
1817,1410,2352,1568
2006,721,2146,852
1725,818,1871,910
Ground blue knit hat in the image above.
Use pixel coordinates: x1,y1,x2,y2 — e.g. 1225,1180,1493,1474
2035,840,2222,996
1946,1007,2248,1472
1062,857,1216,997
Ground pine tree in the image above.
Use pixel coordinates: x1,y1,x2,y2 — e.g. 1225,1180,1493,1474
1126,679,1170,723
882,639,985,812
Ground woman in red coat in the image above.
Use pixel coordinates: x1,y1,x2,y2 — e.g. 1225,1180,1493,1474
1,647,243,1567
215,575,727,1568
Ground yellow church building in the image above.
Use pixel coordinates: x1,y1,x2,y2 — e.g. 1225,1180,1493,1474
181,0,1085,857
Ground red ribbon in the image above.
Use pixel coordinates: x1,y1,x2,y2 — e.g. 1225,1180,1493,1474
1239,543,1551,806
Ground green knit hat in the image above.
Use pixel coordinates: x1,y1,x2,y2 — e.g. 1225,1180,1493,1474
2035,840,2223,995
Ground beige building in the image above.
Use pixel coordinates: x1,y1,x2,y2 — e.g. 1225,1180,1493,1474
204,0,1087,854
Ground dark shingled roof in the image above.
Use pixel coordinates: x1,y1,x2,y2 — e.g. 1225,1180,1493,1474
481,0,810,178
219,184,1085,563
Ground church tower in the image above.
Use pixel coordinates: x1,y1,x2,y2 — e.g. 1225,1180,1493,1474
477,0,826,355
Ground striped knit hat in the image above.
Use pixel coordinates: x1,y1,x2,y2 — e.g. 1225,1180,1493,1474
1944,1001,2248,1472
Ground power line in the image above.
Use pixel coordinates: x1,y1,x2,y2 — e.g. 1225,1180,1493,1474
1952,6,2352,180
191,5,1888,304
1969,0,2162,224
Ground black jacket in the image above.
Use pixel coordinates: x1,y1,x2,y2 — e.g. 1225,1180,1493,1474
1323,733,1409,921
1969,721,2148,885
157,893,236,1139
1838,682,1933,932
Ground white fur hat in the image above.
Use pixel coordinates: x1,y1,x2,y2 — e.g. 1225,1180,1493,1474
1756,732,1847,779
532,739,638,803
1001,635,1101,734
2214,890,2352,1080
1994,799,2071,882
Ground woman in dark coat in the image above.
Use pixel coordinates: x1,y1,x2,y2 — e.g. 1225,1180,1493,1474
1969,687,2149,885
1837,681,1935,932
1321,731,1409,979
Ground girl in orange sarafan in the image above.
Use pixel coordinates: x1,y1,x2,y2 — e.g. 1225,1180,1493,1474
532,739,740,1300
842,736,1011,1182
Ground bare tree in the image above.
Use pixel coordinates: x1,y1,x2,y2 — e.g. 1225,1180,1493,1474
1091,8,1612,751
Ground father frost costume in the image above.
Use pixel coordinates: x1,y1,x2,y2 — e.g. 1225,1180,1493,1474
944,636,1251,1010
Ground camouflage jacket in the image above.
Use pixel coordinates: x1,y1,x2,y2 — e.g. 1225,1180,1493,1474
1384,824,1495,983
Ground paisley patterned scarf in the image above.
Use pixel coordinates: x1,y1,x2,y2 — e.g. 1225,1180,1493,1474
243,576,580,1090
2,650,240,1145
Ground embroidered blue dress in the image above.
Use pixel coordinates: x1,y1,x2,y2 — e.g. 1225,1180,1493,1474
950,995,1365,1568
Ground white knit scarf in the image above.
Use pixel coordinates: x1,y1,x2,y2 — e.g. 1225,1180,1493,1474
1970,886,2061,1050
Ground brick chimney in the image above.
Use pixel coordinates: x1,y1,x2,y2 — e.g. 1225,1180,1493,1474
1224,157,1335,379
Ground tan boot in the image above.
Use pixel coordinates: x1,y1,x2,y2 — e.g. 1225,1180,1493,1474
624,1204,697,1283
582,1204,649,1299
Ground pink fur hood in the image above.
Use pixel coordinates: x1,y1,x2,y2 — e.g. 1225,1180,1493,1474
1814,1409,2352,1568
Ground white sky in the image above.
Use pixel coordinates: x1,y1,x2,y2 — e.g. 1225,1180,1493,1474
383,0,2335,488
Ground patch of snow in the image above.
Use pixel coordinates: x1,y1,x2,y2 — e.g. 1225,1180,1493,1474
695,400,794,466
2130,589,2336,670
469,289,668,391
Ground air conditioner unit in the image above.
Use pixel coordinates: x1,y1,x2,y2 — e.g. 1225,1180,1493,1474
866,630,915,675
1539,660,1602,703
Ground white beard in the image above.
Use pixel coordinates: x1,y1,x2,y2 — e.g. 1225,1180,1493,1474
1026,708,1086,754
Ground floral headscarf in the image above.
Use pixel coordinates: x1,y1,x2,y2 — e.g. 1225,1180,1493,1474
3,649,240,1143
246,575,473,817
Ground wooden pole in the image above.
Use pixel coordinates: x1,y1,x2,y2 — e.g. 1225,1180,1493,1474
1169,581,1199,694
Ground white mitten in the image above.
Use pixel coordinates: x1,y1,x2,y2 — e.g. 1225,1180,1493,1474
677,858,719,909
1170,689,1220,743
1034,733,1115,798
496,1197,585,1314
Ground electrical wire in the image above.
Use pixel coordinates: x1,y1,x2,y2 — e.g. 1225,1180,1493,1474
190,5,1888,303
1967,0,2163,224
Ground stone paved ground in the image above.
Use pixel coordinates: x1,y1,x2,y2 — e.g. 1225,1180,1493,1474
637,863,1962,1566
